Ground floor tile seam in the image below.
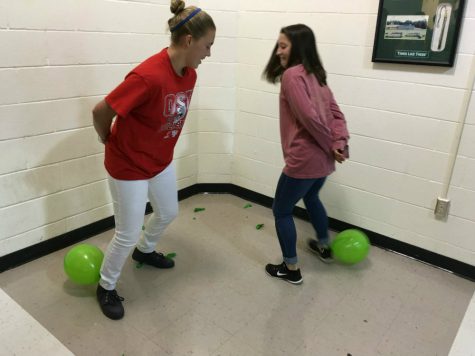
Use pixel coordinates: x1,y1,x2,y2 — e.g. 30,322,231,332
125,320,171,354
162,306,234,342
373,301,411,352
311,292,351,333
223,306,303,349
24,293,92,319
188,308,235,355
192,292,267,336
206,332,236,355
211,334,264,356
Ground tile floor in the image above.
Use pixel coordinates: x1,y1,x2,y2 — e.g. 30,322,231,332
0,194,474,355
0,289,73,355
449,291,475,356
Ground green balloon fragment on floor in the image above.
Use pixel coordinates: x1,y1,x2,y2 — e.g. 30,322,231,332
256,224,264,230
194,207,205,212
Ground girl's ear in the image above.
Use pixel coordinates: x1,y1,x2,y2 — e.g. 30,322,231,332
185,34,193,47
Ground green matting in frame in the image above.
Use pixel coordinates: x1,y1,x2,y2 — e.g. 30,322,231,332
372,0,466,66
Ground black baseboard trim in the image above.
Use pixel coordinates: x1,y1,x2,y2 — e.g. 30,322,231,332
1,183,474,281
0,216,115,273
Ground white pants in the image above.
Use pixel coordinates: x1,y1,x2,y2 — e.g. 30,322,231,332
99,163,178,290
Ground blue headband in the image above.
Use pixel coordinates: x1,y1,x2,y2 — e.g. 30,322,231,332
170,8,202,32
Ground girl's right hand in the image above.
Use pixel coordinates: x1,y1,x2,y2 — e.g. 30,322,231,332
333,149,346,163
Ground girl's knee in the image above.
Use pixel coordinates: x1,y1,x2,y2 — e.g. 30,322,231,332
272,202,292,218
273,209,292,220
113,230,141,248
158,205,178,223
165,208,178,222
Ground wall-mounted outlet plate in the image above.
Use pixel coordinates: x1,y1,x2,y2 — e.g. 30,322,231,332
434,197,450,219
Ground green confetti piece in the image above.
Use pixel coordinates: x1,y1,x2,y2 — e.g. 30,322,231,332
194,207,205,212
243,203,252,209
166,252,176,259
193,217,196,220
256,224,264,230
136,262,144,269
142,225,145,230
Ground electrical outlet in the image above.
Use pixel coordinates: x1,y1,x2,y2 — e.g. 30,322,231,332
434,197,450,219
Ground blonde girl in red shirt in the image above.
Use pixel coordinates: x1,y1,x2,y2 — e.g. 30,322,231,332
92,0,215,319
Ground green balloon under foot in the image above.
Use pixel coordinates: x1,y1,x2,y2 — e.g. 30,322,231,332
331,229,370,265
64,244,104,285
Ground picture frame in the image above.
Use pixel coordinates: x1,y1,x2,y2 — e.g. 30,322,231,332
372,0,466,66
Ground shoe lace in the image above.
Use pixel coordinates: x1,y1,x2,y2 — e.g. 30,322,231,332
280,262,289,273
104,290,124,305
150,251,169,261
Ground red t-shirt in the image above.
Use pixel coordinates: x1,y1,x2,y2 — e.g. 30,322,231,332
104,48,197,179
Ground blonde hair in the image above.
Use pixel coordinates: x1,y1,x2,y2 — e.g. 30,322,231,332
168,0,215,44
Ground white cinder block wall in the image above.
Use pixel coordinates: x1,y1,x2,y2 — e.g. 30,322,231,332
1,0,474,267
233,0,475,266
0,0,198,256
196,0,238,183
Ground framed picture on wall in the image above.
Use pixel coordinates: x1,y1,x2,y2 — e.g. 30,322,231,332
372,0,466,66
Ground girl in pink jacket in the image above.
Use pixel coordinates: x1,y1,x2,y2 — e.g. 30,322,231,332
263,24,349,285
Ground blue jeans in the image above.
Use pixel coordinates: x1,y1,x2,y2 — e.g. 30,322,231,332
272,173,329,265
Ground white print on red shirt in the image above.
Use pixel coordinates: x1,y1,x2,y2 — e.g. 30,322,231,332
162,90,193,139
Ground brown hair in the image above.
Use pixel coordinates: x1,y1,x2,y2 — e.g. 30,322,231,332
168,0,215,44
263,24,327,86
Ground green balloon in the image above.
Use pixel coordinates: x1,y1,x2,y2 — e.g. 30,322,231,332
64,244,104,284
331,229,370,265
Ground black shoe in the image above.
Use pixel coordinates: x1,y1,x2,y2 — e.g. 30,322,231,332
308,239,333,263
96,285,124,320
265,262,303,285
132,248,175,268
